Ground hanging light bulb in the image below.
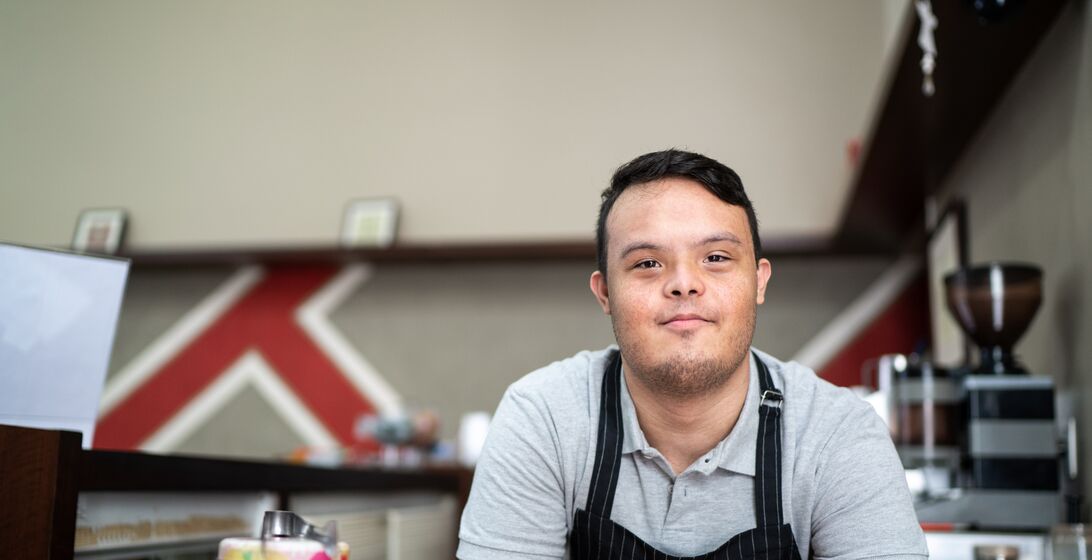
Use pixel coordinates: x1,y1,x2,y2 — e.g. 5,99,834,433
915,0,938,97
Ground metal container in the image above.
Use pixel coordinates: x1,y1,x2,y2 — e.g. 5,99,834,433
219,511,349,560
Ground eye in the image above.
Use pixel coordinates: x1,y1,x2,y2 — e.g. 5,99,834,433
705,254,731,263
634,259,660,270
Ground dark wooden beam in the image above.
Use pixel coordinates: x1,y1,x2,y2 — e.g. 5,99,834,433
836,0,1069,252
115,236,891,268
118,241,597,268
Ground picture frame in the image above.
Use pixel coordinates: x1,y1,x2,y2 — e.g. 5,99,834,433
340,198,400,249
925,199,970,367
72,208,128,255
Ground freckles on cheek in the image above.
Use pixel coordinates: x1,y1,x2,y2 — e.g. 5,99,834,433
619,293,654,315
611,296,652,328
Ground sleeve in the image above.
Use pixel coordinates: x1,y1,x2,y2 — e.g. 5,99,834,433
809,401,929,560
457,386,573,560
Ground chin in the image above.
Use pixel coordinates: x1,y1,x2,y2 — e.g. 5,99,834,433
623,348,744,398
612,319,753,396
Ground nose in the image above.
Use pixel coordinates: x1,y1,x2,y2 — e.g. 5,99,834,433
664,263,705,298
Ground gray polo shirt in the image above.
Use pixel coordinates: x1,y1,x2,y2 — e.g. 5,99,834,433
458,347,928,559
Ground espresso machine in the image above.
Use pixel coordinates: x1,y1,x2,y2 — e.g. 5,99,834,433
896,262,1070,530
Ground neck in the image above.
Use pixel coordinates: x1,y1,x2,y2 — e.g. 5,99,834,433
623,357,750,476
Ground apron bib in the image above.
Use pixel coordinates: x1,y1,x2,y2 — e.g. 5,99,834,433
568,351,802,560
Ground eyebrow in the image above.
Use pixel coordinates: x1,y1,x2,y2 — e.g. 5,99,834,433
702,233,743,246
619,241,663,259
618,233,743,259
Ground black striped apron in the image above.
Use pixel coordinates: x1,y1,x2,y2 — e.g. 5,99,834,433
569,350,801,560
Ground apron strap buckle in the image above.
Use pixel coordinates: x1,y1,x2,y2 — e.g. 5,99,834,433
760,389,783,409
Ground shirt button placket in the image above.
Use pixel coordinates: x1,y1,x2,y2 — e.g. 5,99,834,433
662,479,676,534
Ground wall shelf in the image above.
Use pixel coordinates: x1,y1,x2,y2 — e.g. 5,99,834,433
118,241,597,268
116,236,895,268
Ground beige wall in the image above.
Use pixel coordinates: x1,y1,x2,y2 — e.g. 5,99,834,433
1,1,898,249
2,1,920,459
936,1,1092,500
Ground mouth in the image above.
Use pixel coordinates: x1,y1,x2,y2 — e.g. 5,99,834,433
661,314,713,330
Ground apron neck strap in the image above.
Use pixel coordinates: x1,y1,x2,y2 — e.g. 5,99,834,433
753,354,786,527
585,350,624,517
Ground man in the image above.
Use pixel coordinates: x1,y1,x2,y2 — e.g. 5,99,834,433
458,150,927,559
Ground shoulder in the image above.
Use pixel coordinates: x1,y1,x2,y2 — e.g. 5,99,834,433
486,347,615,459
752,349,882,446
503,346,615,414
753,350,926,556
460,349,615,558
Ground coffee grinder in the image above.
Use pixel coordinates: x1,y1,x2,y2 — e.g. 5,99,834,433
914,262,1065,529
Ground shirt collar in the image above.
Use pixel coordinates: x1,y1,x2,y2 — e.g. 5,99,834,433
619,351,760,477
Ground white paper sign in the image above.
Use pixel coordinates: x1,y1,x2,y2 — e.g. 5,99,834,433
0,243,130,448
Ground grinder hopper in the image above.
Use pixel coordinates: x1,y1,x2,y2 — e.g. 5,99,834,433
943,262,1042,374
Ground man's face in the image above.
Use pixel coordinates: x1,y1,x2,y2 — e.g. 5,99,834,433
590,177,772,397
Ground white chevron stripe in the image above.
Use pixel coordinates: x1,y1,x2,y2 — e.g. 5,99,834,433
141,350,339,453
791,254,922,371
295,263,404,417
99,266,265,416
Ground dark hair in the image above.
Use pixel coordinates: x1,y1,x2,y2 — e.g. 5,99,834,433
596,149,761,276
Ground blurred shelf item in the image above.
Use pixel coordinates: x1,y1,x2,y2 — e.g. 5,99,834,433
74,491,274,558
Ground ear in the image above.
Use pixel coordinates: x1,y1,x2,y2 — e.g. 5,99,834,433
589,270,611,315
755,258,772,305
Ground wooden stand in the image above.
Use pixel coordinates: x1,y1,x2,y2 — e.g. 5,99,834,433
0,425,81,558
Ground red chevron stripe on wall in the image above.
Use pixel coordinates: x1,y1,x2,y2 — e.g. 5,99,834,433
95,264,398,451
